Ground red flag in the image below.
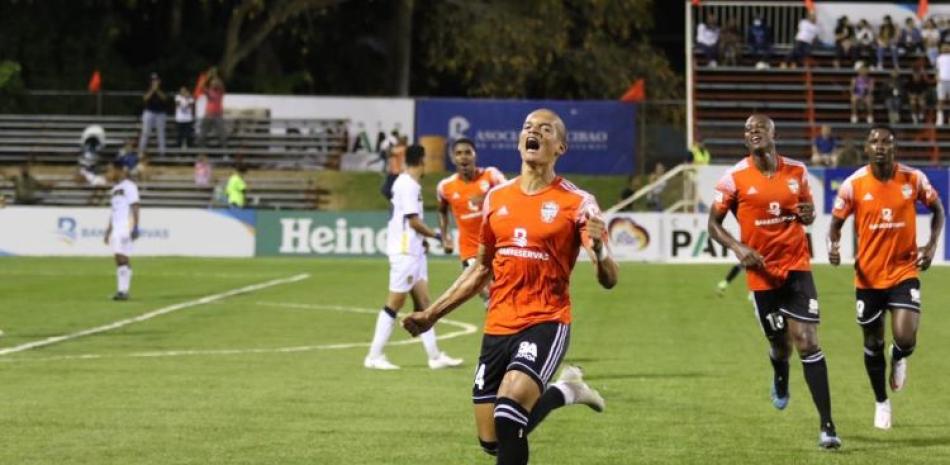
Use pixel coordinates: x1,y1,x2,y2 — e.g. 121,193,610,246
691,0,700,5
193,72,208,98
804,0,814,12
919,0,929,19
620,79,646,102
87,70,101,93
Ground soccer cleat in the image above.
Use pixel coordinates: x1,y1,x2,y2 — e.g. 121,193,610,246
770,383,789,410
818,430,842,450
112,292,129,301
874,400,892,430
557,365,605,412
428,352,463,369
364,354,399,370
716,280,728,296
890,348,907,392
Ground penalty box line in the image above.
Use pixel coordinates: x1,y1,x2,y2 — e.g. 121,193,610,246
0,273,311,356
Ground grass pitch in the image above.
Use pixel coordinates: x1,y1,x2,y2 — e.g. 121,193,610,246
1,258,949,464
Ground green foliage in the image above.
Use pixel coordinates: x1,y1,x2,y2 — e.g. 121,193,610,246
0,60,25,111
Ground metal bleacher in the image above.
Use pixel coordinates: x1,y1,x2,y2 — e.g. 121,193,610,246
0,114,347,209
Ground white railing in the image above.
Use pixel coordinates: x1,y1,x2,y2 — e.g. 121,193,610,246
606,163,699,214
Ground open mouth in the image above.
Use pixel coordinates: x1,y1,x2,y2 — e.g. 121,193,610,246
526,137,541,151
750,135,763,144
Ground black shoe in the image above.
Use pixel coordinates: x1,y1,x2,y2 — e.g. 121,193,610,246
112,292,129,301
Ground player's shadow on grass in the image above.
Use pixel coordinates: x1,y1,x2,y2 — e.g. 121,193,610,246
846,434,950,450
585,371,716,381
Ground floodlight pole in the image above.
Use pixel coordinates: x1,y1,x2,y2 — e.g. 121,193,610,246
685,1,695,148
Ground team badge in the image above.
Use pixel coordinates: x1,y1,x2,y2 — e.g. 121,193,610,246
882,208,893,222
541,201,559,223
901,183,913,199
479,180,490,192
787,179,799,194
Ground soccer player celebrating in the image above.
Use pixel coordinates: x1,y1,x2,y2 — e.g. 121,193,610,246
403,109,618,464
708,114,841,449
103,160,140,301
363,144,463,370
436,138,506,298
828,125,944,430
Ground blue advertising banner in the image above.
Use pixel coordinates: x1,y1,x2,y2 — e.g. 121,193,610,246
415,98,636,174
822,166,949,214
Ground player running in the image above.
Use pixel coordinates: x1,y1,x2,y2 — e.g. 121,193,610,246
436,138,506,299
403,109,619,465
363,144,463,371
828,125,944,430
103,160,140,301
708,114,841,449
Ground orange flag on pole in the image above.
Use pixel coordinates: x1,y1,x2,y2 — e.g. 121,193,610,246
692,0,700,5
804,0,815,12
919,0,929,19
87,70,101,93
620,79,646,102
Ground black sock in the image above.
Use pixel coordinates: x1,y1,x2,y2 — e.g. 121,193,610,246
802,350,835,432
864,346,888,403
769,353,789,398
494,397,529,465
382,306,396,318
726,265,742,283
526,385,566,434
892,342,915,361
479,439,498,457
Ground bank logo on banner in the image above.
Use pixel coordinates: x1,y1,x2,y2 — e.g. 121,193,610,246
56,216,78,244
608,217,650,251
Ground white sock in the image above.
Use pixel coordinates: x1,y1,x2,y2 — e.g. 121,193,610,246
117,265,132,293
420,327,440,359
368,309,396,358
551,381,576,405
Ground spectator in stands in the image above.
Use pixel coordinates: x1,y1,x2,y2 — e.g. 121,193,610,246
139,72,168,157
835,138,862,167
646,162,667,211
116,137,139,171
834,16,855,69
938,17,950,45
194,154,213,187
198,76,227,148
936,44,950,125
719,18,741,67
174,86,195,148
783,11,819,68
811,125,839,167
696,14,720,67
882,70,905,124
78,134,106,187
907,65,930,124
898,17,923,58
922,18,940,66
850,64,875,123
226,165,247,209
748,16,772,69
876,15,900,70
12,163,51,205
689,139,711,165
854,19,876,62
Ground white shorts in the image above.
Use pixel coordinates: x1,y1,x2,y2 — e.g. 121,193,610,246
110,233,133,256
939,81,950,100
388,254,427,293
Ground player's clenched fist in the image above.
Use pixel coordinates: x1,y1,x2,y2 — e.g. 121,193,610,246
402,311,435,337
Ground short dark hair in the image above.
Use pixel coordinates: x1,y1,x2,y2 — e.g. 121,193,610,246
452,137,476,151
405,144,425,166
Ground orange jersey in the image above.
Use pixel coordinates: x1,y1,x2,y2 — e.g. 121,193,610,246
480,177,602,335
437,167,506,260
832,164,939,289
713,156,813,291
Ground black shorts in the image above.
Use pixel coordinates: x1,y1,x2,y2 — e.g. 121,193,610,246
855,278,921,326
471,321,570,404
752,270,820,341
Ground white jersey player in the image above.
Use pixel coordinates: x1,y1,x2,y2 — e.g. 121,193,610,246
103,161,140,301
364,144,463,370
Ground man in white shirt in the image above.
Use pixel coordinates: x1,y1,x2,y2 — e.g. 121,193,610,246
103,160,140,301
936,44,950,125
174,86,195,147
696,14,720,67
784,12,820,68
364,145,463,370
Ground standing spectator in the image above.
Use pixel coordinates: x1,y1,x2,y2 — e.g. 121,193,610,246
646,162,667,211
696,14,720,67
226,165,247,208
936,44,950,125
194,154,212,187
12,163,51,205
174,86,195,148
906,65,930,124
939,17,950,45
854,19,876,62
720,18,741,67
882,70,905,124
812,125,839,167
922,18,940,66
748,16,772,68
851,64,875,124
116,137,139,172
199,76,227,148
834,16,855,68
690,139,712,165
876,15,899,70
138,72,167,157
784,12,819,68
897,17,923,57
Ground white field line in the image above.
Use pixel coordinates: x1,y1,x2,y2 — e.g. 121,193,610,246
0,274,310,356
0,301,478,363
0,269,291,279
